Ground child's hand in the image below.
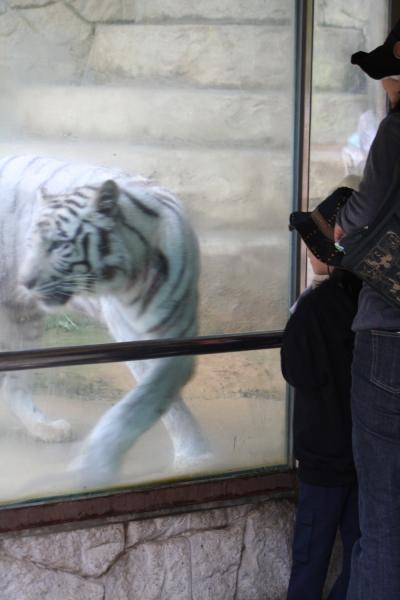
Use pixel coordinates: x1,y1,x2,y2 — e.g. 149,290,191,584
334,224,344,242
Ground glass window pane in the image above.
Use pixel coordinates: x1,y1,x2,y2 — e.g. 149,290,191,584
0,2,296,350
0,2,295,507
310,1,389,204
0,349,287,505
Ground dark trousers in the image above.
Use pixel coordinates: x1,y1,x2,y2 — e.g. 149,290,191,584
287,480,360,600
347,331,400,600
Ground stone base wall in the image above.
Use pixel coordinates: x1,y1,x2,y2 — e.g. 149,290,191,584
0,496,343,600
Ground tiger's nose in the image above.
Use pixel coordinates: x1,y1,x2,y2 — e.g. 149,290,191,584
23,276,38,290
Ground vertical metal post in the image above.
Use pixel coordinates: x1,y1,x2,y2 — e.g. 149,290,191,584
391,0,400,25
286,0,314,468
291,0,314,304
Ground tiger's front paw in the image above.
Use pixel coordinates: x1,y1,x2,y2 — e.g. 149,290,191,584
68,444,119,487
173,449,213,473
28,418,72,443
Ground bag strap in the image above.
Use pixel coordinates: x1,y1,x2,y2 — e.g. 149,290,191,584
363,160,400,232
311,208,335,241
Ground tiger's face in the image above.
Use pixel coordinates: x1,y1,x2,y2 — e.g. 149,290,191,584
20,180,130,308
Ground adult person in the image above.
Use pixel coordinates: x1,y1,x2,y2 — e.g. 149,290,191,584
333,19,400,600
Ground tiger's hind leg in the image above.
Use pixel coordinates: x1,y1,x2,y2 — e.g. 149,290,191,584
128,359,210,469
72,355,208,484
161,397,211,468
0,298,72,442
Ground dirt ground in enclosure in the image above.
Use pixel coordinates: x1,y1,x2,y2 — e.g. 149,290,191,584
0,351,287,505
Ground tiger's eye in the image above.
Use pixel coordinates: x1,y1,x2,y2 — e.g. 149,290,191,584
102,266,115,280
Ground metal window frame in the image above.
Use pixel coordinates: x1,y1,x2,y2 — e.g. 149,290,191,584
0,0,315,532
287,0,315,469
0,332,297,533
391,0,400,25
0,470,297,534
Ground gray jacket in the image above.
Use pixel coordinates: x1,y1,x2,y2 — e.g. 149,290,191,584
337,109,400,331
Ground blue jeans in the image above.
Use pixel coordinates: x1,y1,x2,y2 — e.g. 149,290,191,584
347,330,400,600
287,481,359,600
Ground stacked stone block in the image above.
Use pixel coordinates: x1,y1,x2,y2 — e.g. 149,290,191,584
0,500,295,600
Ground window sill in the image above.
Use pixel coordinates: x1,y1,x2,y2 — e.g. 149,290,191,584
0,469,297,534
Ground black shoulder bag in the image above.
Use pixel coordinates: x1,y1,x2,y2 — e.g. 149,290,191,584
340,166,400,309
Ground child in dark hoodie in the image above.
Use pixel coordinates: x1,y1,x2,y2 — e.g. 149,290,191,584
283,194,362,599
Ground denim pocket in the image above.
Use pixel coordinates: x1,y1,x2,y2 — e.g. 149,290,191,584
292,506,313,564
371,330,400,394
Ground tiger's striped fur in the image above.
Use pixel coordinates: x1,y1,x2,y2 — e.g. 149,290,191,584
0,155,208,484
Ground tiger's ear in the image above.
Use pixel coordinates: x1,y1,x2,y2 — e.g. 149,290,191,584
37,186,50,204
96,180,119,215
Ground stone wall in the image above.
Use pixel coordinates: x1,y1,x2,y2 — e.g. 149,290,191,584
0,499,295,600
0,0,296,333
0,0,386,332
0,496,343,599
0,501,286,600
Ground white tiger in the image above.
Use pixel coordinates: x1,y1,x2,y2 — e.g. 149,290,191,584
0,154,208,484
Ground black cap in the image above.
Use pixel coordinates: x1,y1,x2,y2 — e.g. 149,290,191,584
351,19,400,79
289,187,353,266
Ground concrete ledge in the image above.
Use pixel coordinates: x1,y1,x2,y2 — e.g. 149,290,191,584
88,24,293,89
14,85,292,146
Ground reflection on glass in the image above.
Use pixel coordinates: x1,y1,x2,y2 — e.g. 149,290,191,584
0,349,287,505
310,1,388,204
